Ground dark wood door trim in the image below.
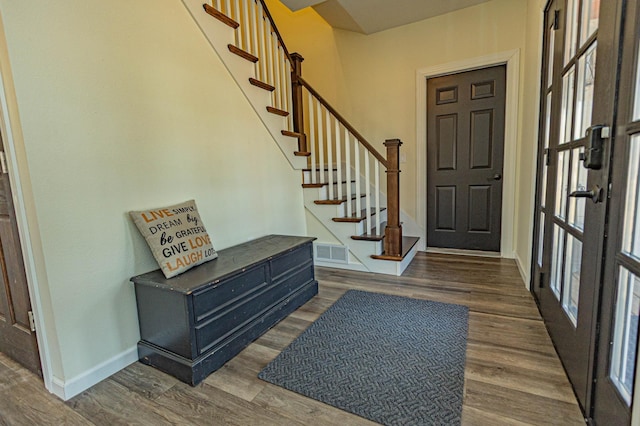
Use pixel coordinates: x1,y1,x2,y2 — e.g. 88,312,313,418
531,0,626,420
417,51,521,259
426,65,506,252
592,0,639,422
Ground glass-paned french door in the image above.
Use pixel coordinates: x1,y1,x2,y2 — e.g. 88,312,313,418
591,0,640,422
532,0,630,422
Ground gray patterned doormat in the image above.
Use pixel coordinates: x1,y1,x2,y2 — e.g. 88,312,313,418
258,290,469,426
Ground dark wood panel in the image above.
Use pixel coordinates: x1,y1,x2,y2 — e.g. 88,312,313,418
436,86,458,105
471,80,496,100
427,65,505,252
470,110,493,169
0,145,40,375
436,114,457,170
468,185,491,232
435,186,456,230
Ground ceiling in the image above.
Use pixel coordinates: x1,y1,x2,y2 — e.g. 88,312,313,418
279,0,493,34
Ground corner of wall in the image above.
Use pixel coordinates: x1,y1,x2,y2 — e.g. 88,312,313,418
514,251,531,290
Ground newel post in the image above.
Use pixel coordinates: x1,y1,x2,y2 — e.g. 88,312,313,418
384,139,403,257
290,52,307,152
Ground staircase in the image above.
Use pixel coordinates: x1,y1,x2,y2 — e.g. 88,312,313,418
182,0,420,275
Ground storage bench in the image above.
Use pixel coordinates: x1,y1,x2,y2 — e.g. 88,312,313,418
130,234,318,385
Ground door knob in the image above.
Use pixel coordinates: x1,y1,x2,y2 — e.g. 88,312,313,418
488,173,502,181
569,185,603,203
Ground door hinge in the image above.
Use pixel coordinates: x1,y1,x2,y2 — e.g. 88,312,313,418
553,10,560,30
28,311,36,332
544,148,550,166
0,151,7,174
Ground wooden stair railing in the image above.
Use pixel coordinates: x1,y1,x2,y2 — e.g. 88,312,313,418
296,74,403,257
205,0,404,258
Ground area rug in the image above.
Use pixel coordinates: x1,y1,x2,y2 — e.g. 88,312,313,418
258,290,469,426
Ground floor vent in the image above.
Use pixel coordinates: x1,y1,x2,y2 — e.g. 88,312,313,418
315,243,349,264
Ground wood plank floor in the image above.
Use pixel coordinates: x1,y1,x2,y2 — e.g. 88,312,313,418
0,252,585,425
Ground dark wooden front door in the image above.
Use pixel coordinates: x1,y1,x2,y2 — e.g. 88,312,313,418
591,0,640,422
532,0,635,423
0,134,40,376
426,66,506,252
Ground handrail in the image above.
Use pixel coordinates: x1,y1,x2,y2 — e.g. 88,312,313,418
297,76,388,168
257,0,292,64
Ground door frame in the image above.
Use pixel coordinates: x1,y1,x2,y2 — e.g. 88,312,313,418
416,50,521,263
0,14,52,392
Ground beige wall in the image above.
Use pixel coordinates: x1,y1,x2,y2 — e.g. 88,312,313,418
515,0,546,283
270,0,544,281
0,0,305,391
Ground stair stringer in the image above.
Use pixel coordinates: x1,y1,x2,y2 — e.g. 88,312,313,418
181,0,306,170
180,1,419,275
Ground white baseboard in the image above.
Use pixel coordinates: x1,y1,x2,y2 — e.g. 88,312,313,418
49,346,138,401
514,252,531,290
314,260,369,273
425,247,502,258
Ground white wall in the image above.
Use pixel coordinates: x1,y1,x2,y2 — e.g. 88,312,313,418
0,0,305,397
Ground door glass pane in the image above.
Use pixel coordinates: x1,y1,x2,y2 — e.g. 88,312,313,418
541,160,548,208
551,224,565,300
575,42,597,139
569,147,588,230
541,93,552,209
633,44,640,121
538,212,546,267
562,235,582,326
580,0,600,46
560,67,576,144
622,135,640,260
548,24,556,87
565,0,579,65
545,92,552,149
610,266,640,406
556,150,570,220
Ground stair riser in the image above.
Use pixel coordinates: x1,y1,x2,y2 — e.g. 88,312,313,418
316,182,358,199
303,170,341,183
336,201,384,219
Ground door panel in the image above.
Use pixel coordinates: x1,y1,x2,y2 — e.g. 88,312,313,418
592,0,640,422
0,135,40,376
427,65,505,252
532,0,620,416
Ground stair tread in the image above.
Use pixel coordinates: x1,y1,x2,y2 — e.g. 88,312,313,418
294,151,311,157
351,221,388,241
371,236,420,261
203,4,239,29
282,130,303,138
249,78,275,92
228,44,258,63
332,208,385,223
266,106,289,116
314,194,366,205
302,180,355,188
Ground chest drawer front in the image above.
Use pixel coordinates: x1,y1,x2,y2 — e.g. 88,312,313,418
270,243,312,280
192,265,268,322
195,263,314,355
